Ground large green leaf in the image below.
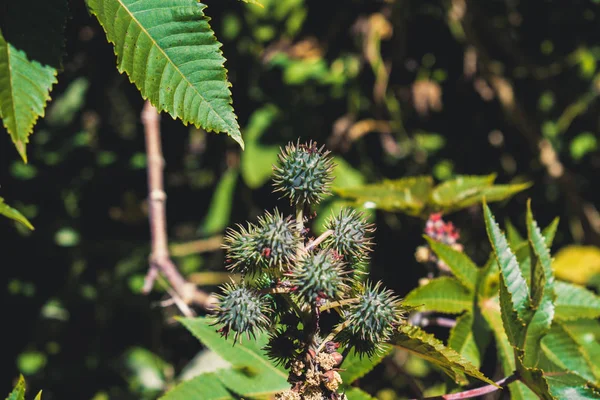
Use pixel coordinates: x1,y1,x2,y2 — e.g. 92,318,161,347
333,176,433,217
448,313,480,368
562,320,600,381
87,0,243,148
160,372,232,400
392,324,495,386
541,324,597,384
340,345,392,386
554,281,600,321
430,174,531,213
484,204,531,326
0,197,34,230
178,317,289,397
404,277,472,314
537,351,600,399
425,237,478,292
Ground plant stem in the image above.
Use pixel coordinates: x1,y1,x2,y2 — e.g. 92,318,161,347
141,101,216,311
305,229,334,252
317,319,351,353
319,297,359,312
413,373,519,400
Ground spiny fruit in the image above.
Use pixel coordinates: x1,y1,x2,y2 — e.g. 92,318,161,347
288,250,348,305
272,141,335,206
255,209,300,270
342,281,405,356
222,222,260,275
213,283,271,343
323,207,374,265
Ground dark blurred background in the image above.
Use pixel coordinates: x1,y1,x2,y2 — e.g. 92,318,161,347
2,0,600,398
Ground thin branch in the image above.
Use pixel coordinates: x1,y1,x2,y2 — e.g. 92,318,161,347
412,373,519,400
141,101,217,311
305,229,334,252
170,235,224,257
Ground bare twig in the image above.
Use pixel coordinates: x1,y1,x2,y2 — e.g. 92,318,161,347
141,101,217,311
170,235,224,257
305,229,334,252
411,373,518,400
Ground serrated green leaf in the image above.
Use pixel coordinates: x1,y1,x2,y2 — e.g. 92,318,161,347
425,237,478,292
333,176,433,217
240,105,279,189
0,197,34,230
0,0,67,161
562,320,600,381
526,201,555,308
178,317,289,397
505,219,524,249
537,351,600,399
552,245,600,286
479,299,538,400
87,0,243,148
404,277,472,314
554,281,600,321
392,324,495,386
340,345,392,386
522,203,555,367
430,174,496,206
0,35,56,162
160,372,233,400
200,168,238,235
430,174,531,214
6,375,26,400
541,324,597,384
448,313,480,368
484,203,531,325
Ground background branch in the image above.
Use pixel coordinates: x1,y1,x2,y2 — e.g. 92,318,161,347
141,101,217,312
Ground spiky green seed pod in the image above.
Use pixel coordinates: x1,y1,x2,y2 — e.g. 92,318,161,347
222,223,261,275
255,209,300,270
323,207,374,265
264,327,301,367
288,250,348,305
213,283,271,343
273,141,335,206
342,281,404,356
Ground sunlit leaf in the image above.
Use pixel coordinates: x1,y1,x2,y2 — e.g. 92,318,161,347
178,317,289,397
554,281,600,321
425,237,478,292
448,313,480,368
404,277,472,314
334,176,433,217
160,372,233,400
392,324,495,386
87,0,243,148
0,197,34,230
552,245,600,285
340,345,392,386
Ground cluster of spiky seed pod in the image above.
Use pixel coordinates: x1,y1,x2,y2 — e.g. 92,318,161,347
213,141,406,399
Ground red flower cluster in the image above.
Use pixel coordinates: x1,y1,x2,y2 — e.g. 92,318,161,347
424,213,460,245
